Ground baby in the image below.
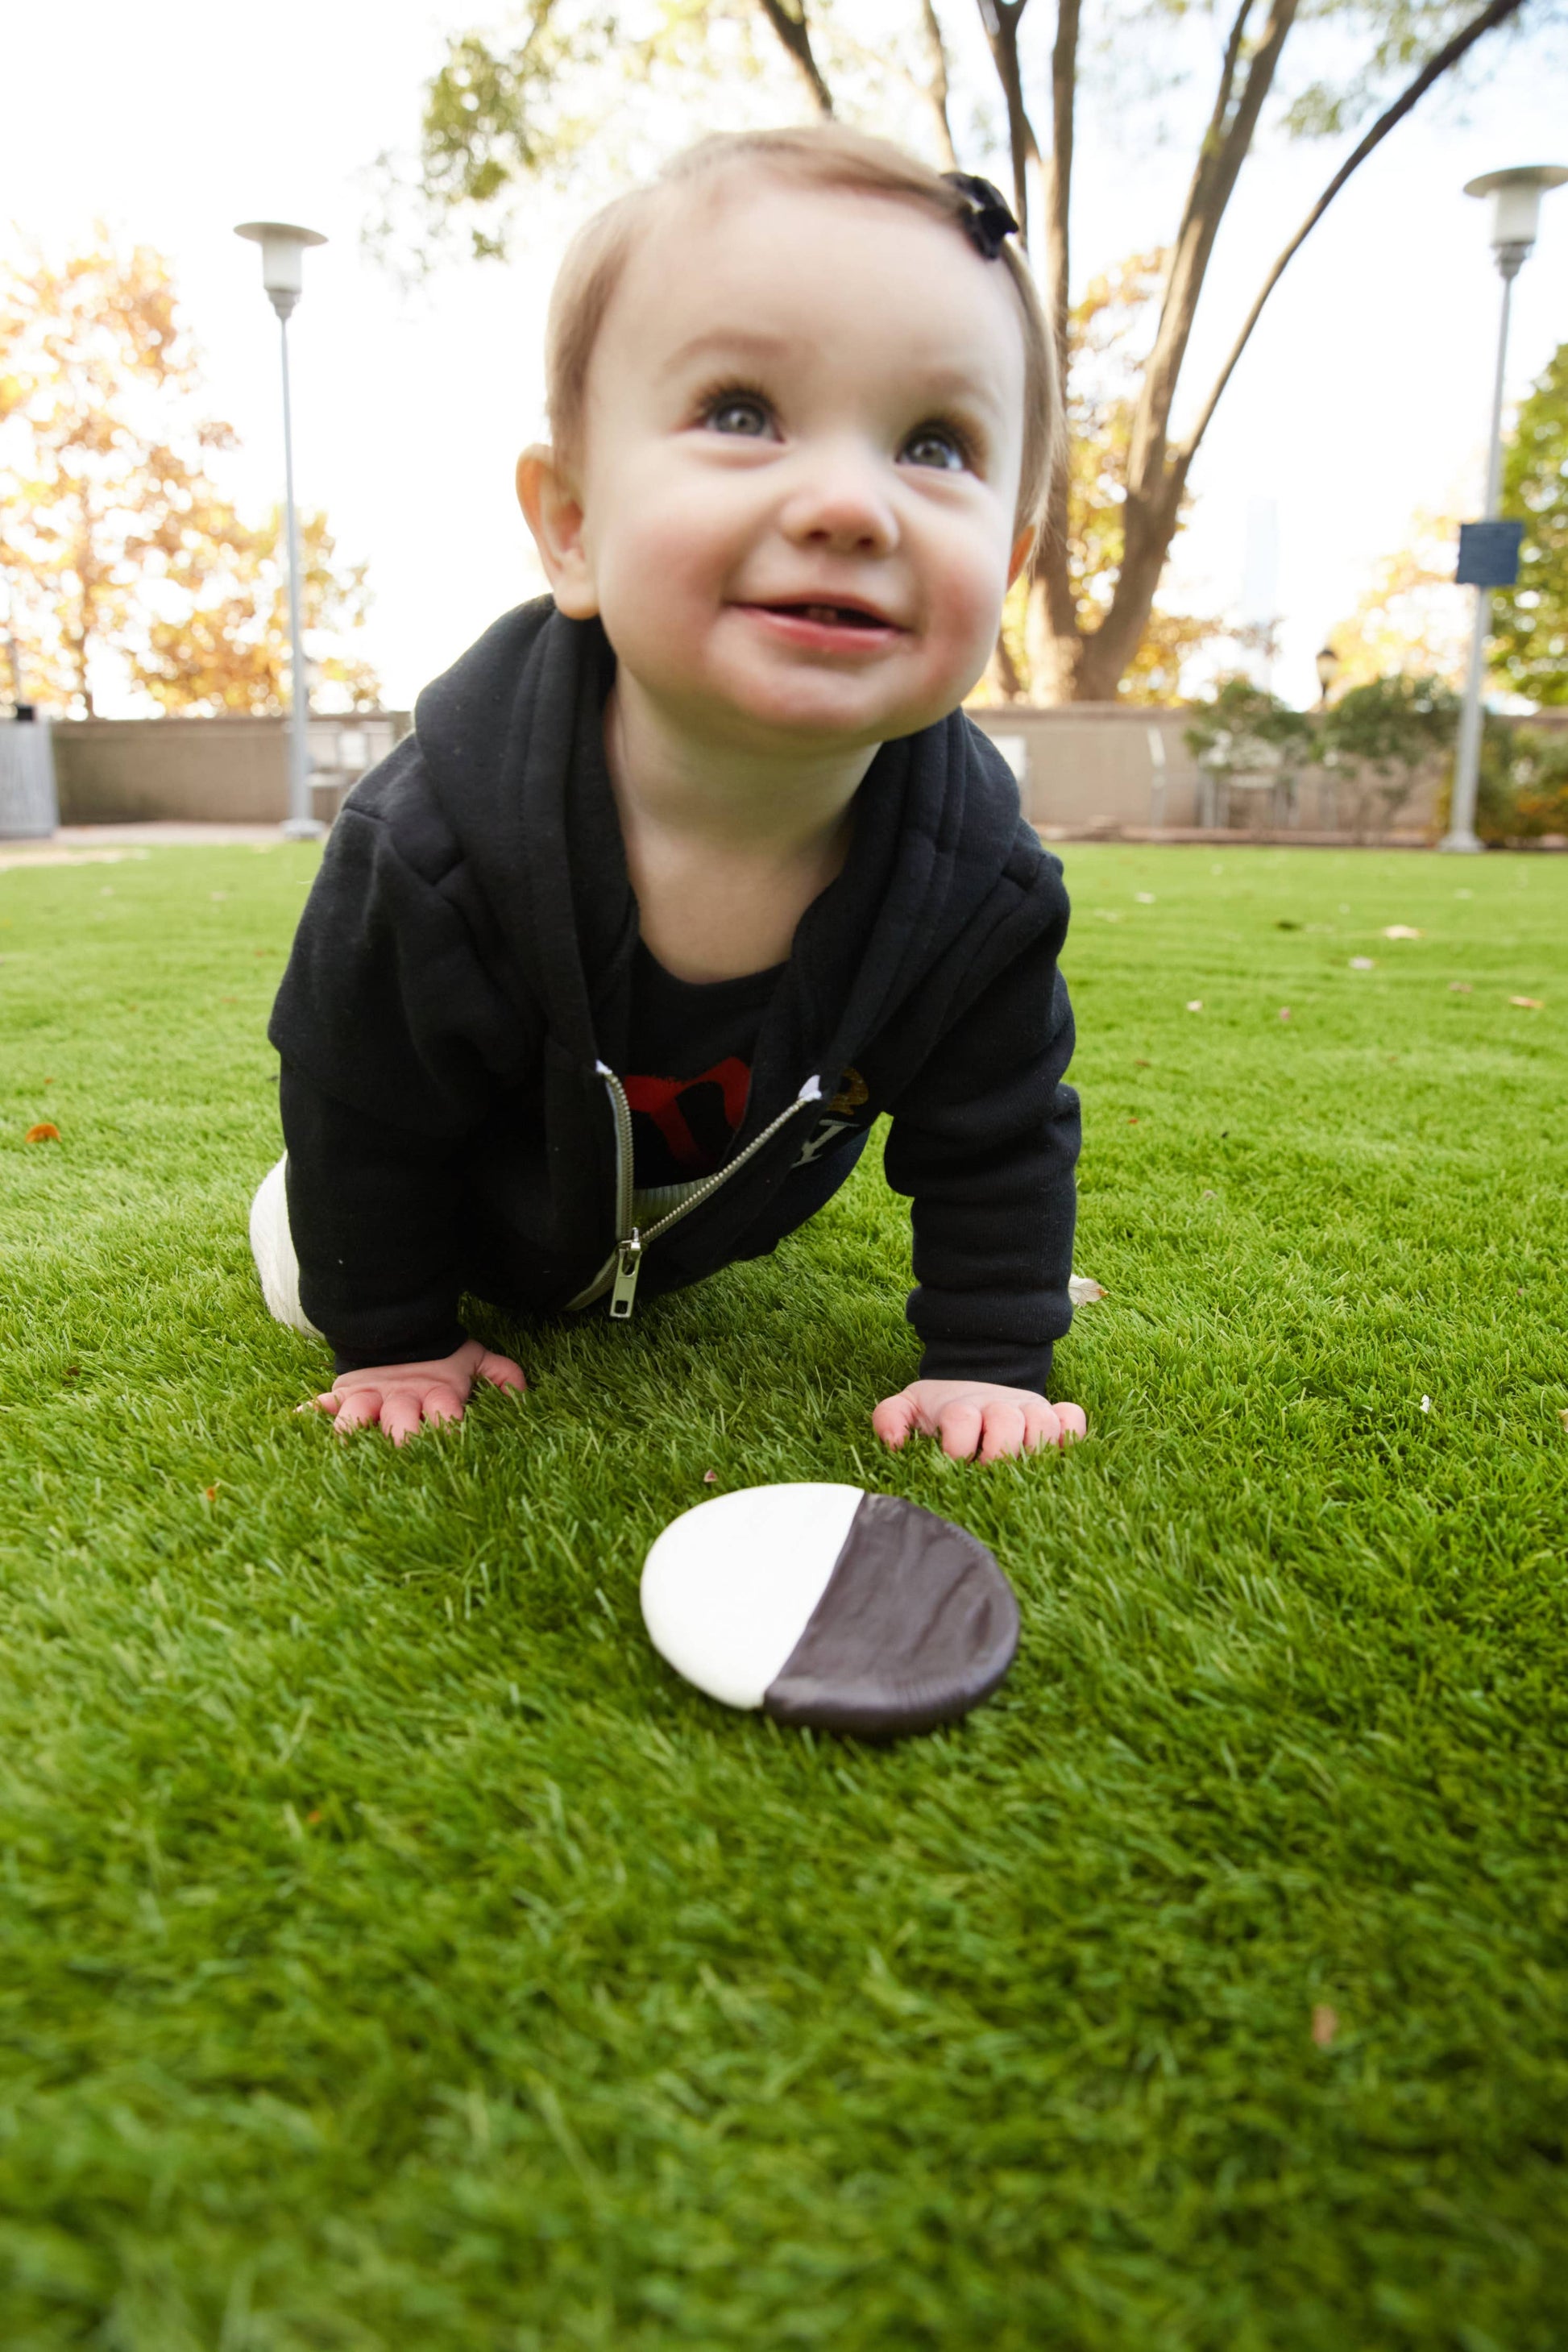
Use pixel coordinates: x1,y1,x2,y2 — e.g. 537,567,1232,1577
252,124,1085,1464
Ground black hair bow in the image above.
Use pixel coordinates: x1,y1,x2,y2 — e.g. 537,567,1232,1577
943,172,1019,261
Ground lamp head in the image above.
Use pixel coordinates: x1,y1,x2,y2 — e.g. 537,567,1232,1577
234,221,327,321
1314,645,1339,698
1462,166,1567,276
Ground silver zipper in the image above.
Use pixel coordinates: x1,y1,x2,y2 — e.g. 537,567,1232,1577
587,1060,823,1320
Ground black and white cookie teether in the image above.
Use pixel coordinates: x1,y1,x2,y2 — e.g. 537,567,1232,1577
641,1483,1019,1738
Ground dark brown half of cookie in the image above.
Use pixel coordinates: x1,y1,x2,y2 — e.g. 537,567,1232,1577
761,1492,1019,1739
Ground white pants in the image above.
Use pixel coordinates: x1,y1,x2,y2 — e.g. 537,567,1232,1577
249,1155,322,1338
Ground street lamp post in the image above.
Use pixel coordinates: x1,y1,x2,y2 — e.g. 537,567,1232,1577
234,220,328,841
1439,166,1566,855
1314,645,1340,709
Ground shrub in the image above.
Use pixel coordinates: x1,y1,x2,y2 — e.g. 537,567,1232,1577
1474,724,1568,843
1183,678,1314,775
1315,674,1458,840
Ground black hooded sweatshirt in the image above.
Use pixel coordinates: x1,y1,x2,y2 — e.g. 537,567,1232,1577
268,599,1081,1391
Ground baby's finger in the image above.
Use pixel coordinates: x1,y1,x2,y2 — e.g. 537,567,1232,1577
311,1391,342,1416
1021,1400,1064,1453
476,1350,527,1393
871,1392,917,1449
978,1402,1028,1463
936,1401,985,1462
379,1384,440,1446
1049,1401,1088,1445
330,1387,385,1436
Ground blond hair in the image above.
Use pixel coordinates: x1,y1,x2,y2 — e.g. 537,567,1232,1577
544,126,1061,529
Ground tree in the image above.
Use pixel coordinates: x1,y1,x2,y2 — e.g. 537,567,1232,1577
1491,340,1568,707
131,507,380,716
0,237,379,717
381,0,1537,700
1325,507,1470,692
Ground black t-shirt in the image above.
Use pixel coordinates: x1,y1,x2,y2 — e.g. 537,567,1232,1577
624,941,786,1185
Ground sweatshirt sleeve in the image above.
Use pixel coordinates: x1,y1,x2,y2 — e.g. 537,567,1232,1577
267,782,526,1373
881,906,1080,1396
279,1064,471,1373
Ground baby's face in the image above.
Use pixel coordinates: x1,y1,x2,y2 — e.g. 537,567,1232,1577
555,176,1032,753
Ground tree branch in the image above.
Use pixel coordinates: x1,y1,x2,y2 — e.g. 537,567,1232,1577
1126,0,1296,491
1209,0,1255,151
1033,0,1082,658
918,0,958,165
754,0,836,114
1177,0,1530,469
973,0,1040,240
1044,0,1079,344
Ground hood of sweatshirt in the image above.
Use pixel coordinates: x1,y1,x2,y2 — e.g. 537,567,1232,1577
409,597,1039,1114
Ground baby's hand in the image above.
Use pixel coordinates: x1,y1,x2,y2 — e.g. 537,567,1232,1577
307,1339,525,1446
872,1379,1085,1465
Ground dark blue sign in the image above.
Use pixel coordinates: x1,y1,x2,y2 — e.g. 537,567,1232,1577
1456,520,1524,588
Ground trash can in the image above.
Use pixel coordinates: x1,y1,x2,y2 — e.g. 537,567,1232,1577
0,710,59,839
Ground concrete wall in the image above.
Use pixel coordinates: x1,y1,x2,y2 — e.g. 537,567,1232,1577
51,713,412,827
964,703,1441,839
48,699,1535,839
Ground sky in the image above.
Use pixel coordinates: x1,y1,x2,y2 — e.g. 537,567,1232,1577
3,0,1566,714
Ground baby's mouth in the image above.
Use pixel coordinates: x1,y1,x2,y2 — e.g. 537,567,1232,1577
745,598,901,632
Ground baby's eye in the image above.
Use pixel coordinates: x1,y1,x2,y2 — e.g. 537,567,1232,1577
902,424,970,473
702,392,774,438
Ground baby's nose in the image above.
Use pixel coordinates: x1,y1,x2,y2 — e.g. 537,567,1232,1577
778,446,898,555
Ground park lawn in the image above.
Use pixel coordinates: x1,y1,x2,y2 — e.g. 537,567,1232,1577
1,836,1566,2352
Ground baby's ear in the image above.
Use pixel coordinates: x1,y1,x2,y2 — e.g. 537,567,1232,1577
516,444,598,618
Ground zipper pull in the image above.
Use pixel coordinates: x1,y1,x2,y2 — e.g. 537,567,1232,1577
609,1230,643,1320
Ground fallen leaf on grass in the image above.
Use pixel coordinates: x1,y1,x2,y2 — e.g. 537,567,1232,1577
1311,2005,1339,2048
1186,999,1204,1013
25,1122,60,1143
1068,1276,1106,1305
1277,1007,1292,1022
1509,996,1544,1010
1449,981,1472,993
1135,892,1156,904
1421,1396,1432,1414
1383,925,1422,940
1559,1408,1568,1432
703,1470,719,1485
1349,956,1375,970
1127,1115,1140,1125
204,1485,219,1501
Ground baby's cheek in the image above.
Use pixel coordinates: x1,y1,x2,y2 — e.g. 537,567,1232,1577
927,541,1014,681
595,515,715,666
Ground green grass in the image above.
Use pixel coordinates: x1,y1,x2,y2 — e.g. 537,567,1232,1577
2,839,1566,2352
